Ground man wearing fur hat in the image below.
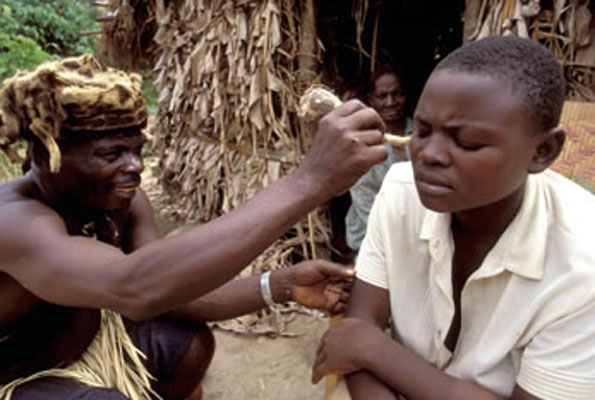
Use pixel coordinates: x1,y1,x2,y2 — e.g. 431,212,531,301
0,55,387,399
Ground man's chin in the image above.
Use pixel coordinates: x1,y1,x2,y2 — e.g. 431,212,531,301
110,199,134,211
100,195,135,212
381,112,404,124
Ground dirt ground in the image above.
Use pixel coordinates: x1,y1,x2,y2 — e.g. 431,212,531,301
202,315,329,400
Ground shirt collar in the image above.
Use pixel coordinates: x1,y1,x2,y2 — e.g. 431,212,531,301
486,176,547,280
419,175,547,281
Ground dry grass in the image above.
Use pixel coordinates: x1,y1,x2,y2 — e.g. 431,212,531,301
146,0,327,272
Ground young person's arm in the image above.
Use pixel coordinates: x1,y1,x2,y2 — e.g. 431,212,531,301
313,279,401,399
0,101,387,321
312,280,541,400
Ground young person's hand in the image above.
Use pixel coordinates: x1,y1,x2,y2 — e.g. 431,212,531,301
311,317,387,384
297,100,388,200
273,260,354,313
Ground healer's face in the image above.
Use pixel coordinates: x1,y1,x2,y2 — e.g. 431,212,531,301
368,73,406,124
410,69,541,213
56,129,146,211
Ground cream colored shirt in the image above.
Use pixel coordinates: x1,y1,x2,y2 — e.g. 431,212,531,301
357,162,595,400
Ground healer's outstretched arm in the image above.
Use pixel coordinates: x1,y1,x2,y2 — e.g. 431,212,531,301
0,100,387,321
171,260,353,322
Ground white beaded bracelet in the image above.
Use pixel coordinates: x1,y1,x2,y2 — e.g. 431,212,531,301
260,271,276,308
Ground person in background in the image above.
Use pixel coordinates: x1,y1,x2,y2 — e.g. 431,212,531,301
345,65,413,255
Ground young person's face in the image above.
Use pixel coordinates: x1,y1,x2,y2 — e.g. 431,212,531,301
368,73,406,124
53,130,146,211
410,69,542,213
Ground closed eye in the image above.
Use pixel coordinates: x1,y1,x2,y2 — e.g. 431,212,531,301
413,124,431,139
456,138,485,151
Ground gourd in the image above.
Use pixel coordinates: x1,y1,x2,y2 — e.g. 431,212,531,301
298,85,411,148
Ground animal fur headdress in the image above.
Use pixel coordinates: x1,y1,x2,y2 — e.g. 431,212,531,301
0,54,147,173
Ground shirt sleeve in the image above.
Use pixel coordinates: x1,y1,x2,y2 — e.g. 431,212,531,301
517,297,595,400
354,185,390,290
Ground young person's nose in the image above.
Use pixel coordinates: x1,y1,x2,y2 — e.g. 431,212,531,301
418,133,451,166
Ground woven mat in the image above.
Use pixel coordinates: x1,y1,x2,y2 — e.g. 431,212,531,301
551,101,595,192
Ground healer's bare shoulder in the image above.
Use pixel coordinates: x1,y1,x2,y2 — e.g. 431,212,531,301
0,176,70,270
0,176,32,205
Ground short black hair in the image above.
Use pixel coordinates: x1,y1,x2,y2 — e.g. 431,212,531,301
435,36,566,133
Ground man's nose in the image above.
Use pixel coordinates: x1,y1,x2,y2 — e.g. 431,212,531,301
418,133,451,166
121,153,144,173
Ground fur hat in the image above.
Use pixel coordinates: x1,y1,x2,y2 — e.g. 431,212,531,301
0,54,147,172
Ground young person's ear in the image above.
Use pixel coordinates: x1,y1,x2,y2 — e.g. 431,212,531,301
528,127,565,173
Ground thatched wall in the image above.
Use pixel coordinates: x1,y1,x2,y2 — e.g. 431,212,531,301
465,0,595,101
96,0,159,70
149,0,329,277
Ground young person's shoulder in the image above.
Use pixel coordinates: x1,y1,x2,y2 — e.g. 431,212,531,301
378,162,419,205
533,169,595,233
371,161,431,227
530,169,595,278
383,161,415,185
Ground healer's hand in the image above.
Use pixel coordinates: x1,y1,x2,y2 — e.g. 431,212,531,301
311,317,386,384
297,100,388,200
278,260,354,314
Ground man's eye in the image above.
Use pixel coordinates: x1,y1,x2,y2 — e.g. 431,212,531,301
98,151,120,161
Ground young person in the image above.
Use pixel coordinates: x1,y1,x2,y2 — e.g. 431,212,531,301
0,54,388,400
313,36,595,400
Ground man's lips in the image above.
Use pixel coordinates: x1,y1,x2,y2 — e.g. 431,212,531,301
112,180,140,194
381,108,402,117
114,186,137,193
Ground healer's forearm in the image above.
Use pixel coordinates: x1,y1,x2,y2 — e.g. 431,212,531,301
123,171,325,317
171,270,292,321
364,336,505,400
